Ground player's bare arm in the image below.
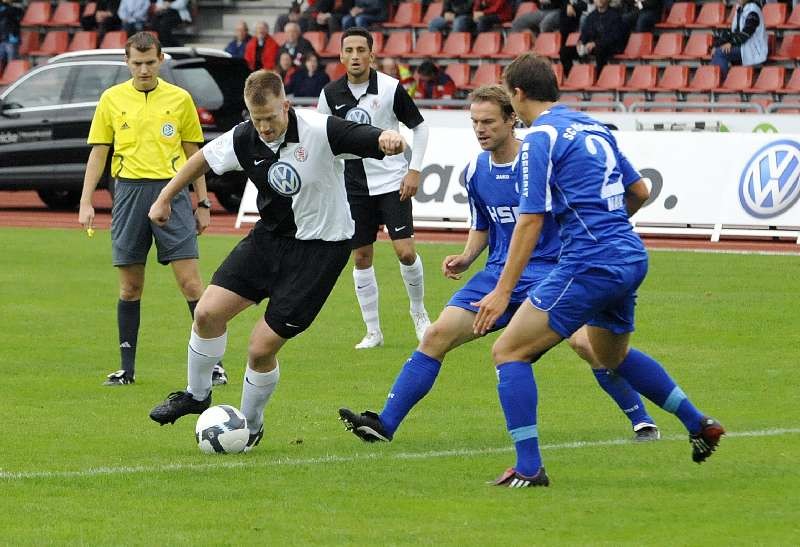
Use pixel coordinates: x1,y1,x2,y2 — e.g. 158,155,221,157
473,213,544,335
378,130,405,155
182,141,211,235
149,148,211,226
399,169,420,201
442,229,489,280
78,144,111,230
625,179,650,217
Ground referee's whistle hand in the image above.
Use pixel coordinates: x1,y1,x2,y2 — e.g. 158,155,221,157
378,130,405,156
148,199,172,226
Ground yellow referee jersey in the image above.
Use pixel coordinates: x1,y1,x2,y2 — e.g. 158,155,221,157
88,78,203,180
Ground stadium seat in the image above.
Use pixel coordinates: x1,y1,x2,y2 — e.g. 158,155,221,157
615,33,653,60
762,3,787,28
652,65,689,93
302,32,327,56
619,65,658,91
686,2,726,28
560,64,595,91
417,2,443,28
445,63,471,89
682,93,712,112
714,94,746,113
406,31,442,58
321,31,343,58
491,32,532,59
588,64,626,91
642,32,683,60
648,96,677,112
439,31,471,58
370,31,384,55
533,32,561,58
719,6,736,29
21,2,52,28
46,2,81,27
583,94,616,112
18,30,40,56
621,92,647,110
656,2,696,28
463,32,502,58
778,5,800,30
381,31,412,57
745,66,785,94
714,66,754,94
776,68,800,94
383,2,422,28
565,32,580,48
0,59,31,85
272,32,287,46
68,30,98,52
28,30,69,56
505,2,537,27
675,32,712,60
325,62,346,81
552,63,563,86
681,65,721,93
770,34,800,61
99,30,127,49
466,63,502,89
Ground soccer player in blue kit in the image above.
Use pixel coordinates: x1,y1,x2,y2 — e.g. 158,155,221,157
474,54,725,488
339,85,661,446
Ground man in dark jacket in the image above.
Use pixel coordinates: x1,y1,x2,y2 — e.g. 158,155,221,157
224,20,251,59
559,0,626,73
307,0,353,33
276,21,318,68
428,0,474,32
341,0,388,29
0,0,21,68
286,52,330,97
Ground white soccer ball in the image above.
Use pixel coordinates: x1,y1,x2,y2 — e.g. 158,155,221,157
195,405,249,454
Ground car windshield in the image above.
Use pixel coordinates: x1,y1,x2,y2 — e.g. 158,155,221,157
4,66,71,108
171,66,224,110
70,65,124,104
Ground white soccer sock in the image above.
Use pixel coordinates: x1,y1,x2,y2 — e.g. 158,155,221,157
400,254,426,314
187,329,227,401
240,364,280,434
354,266,381,333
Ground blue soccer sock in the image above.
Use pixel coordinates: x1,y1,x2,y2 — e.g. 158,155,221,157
497,361,541,477
615,348,704,434
592,368,654,427
379,351,441,436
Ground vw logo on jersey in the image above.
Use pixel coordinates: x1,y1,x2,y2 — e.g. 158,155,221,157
739,139,800,219
345,107,371,125
161,122,176,137
267,161,302,196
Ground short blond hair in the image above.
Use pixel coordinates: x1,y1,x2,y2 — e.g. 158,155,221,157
244,70,285,105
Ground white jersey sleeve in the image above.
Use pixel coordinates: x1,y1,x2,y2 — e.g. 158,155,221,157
202,128,242,175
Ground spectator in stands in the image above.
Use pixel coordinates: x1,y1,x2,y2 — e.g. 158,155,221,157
224,21,251,59
512,0,563,35
558,0,588,42
276,1,309,33
465,0,514,33
151,0,192,47
244,21,279,71
380,56,416,97
286,52,330,97
619,0,662,33
0,0,22,69
276,51,298,85
308,0,353,34
428,0,475,33
559,0,626,73
341,0,388,30
80,0,121,42
415,59,457,99
711,0,767,80
276,21,318,68
118,0,149,36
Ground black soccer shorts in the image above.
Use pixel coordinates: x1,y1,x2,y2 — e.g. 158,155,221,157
348,190,415,249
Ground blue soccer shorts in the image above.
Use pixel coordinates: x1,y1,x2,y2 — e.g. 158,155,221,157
447,262,556,332
528,259,649,338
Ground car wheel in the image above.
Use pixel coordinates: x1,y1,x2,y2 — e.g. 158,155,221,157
37,189,81,210
214,189,243,213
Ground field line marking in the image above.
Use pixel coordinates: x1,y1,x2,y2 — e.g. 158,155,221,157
1,427,798,481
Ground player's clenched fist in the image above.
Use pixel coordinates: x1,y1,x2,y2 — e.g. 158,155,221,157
148,197,172,226
378,130,405,155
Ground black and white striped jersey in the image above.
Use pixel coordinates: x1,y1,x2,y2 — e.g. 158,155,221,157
318,69,424,197
202,108,385,242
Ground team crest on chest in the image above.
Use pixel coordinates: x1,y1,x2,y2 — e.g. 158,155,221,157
267,161,302,196
294,146,308,162
161,122,176,137
345,107,371,125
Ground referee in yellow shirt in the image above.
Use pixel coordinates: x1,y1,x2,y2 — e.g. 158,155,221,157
78,32,227,387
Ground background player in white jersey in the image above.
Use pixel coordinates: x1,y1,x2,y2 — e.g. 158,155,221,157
339,85,659,445
474,54,723,488
147,71,406,449
318,28,431,349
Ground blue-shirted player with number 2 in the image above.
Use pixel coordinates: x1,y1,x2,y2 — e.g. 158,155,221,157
475,54,725,488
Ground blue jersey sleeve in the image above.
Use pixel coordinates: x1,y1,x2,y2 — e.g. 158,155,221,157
518,127,557,215
464,162,489,231
617,149,642,187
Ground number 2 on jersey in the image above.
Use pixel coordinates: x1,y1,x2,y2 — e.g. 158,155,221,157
585,135,625,211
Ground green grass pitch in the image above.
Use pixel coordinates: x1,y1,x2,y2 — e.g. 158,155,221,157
1,227,798,545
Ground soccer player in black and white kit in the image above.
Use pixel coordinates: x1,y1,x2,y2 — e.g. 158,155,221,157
147,70,405,448
318,27,431,349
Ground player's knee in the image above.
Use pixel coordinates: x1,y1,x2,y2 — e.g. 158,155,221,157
418,321,451,359
567,335,596,366
353,249,373,269
119,282,143,301
396,248,417,265
178,278,203,300
193,303,221,334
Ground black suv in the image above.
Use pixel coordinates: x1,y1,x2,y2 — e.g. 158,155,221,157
0,48,249,211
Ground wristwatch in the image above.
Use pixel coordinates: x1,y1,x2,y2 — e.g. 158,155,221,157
197,198,212,209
